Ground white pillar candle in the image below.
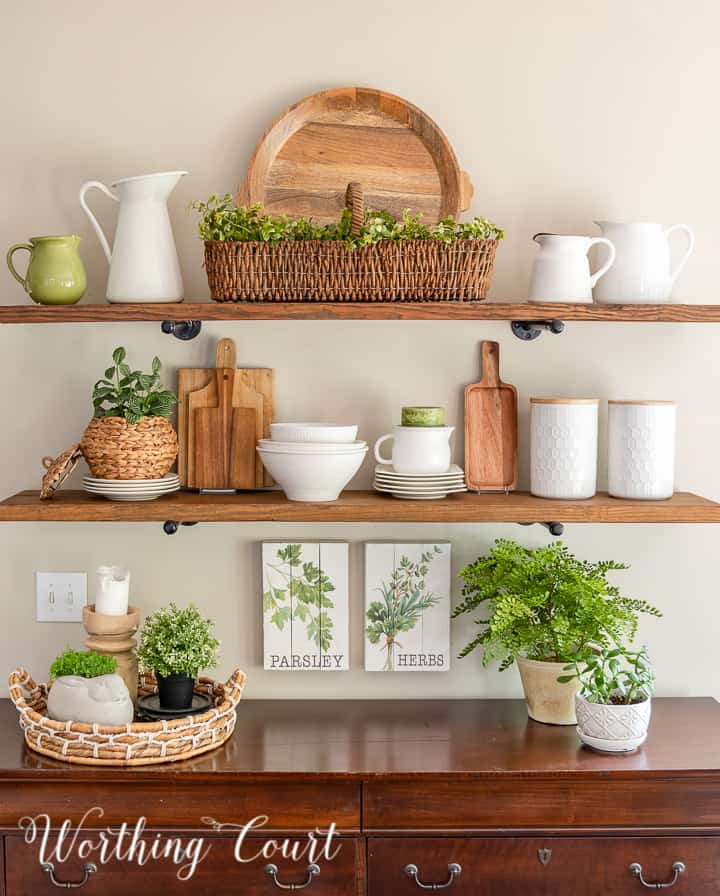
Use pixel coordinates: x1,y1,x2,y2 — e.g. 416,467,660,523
95,566,130,616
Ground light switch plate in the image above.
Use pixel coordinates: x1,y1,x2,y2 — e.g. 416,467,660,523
36,572,87,623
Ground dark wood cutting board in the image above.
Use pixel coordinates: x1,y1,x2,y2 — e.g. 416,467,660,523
464,341,518,492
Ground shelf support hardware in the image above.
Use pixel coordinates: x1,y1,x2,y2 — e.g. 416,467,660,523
519,521,565,537
161,320,202,341
511,320,565,341
163,521,199,535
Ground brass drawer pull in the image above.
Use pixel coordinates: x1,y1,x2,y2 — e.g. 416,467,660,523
41,862,97,889
629,861,686,889
264,862,321,890
405,863,462,890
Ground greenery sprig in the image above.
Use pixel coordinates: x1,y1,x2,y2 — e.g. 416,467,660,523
136,603,220,678
559,646,654,706
452,540,661,670
50,649,116,679
92,347,178,425
191,194,503,246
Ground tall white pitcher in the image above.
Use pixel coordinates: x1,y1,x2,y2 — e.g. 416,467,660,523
80,171,187,303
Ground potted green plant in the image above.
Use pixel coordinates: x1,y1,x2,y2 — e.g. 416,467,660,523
453,540,660,724
79,347,178,480
46,649,133,725
560,646,654,752
136,603,220,711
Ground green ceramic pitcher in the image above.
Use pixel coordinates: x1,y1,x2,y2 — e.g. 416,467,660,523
6,235,87,305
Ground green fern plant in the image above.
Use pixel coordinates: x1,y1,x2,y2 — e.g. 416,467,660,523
366,547,442,671
453,540,661,670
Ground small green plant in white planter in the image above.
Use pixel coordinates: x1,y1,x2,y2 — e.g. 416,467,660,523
136,603,220,711
47,649,133,725
560,646,654,752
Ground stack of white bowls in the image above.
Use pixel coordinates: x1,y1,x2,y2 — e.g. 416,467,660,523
257,424,367,502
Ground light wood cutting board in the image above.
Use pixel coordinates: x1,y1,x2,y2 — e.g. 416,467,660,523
178,338,274,489
464,341,518,492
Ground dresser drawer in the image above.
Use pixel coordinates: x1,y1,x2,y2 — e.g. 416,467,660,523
368,836,720,895
363,777,720,829
0,779,360,832
5,834,362,896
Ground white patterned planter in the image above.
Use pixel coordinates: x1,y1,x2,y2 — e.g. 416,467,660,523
530,399,599,499
575,693,651,751
608,401,676,500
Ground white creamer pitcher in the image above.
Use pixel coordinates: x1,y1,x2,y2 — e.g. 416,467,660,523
80,171,187,303
528,233,615,303
592,221,694,304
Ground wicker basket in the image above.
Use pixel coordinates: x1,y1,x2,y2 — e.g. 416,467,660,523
80,416,178,480
9,667,246,766
205,183,499,303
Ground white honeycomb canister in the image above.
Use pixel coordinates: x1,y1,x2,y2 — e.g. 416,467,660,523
608,400,676,500
530,398,599,499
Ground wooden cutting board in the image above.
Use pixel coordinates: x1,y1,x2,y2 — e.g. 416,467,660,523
464,341,518,492
178,339,274,489
237,87,473,225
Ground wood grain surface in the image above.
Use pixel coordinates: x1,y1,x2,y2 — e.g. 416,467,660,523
1,490,718,523
2,301,720,322
238,87,471,224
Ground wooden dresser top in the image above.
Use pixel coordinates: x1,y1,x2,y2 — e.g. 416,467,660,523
0,697,718,782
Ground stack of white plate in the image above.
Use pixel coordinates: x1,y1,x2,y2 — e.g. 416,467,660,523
83,474,180,502
374,464,467,500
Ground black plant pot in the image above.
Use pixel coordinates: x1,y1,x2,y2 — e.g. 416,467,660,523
156,672,196,710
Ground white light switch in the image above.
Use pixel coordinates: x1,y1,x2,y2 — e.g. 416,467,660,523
36,572,87,623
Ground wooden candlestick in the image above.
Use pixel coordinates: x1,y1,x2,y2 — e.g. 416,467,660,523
82,604,141,702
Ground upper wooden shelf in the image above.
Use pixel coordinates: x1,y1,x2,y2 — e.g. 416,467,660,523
1,301,720,323
1,490,718,524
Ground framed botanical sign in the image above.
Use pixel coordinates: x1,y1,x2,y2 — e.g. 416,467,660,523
262,543,349,671
364,543,451,672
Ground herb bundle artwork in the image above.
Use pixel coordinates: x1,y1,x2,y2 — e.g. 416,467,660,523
365,543,451,672
262,543,349,671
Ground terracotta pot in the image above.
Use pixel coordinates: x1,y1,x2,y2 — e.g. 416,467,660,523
516,656,580,725
80,415,178,480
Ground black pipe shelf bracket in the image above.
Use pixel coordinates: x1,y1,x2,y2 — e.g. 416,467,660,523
519,521,565,537
163,521,199,535
511,320,565,341
161,320,203,341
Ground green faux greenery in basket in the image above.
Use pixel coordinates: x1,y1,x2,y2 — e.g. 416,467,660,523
191,185,504,303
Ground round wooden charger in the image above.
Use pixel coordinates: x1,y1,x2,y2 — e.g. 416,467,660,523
238,87,473,225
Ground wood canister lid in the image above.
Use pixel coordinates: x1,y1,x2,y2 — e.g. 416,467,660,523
608,400,676,405
530,398,600,404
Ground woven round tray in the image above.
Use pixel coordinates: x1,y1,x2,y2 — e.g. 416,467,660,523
8,667,246,766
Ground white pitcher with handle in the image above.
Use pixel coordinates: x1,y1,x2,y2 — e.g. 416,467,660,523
528,234,616,303
592,221,694,304
79,171,187,303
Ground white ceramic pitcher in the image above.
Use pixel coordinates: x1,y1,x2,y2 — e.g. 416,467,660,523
79,171,187,303
375,426,454,475
592,221,694,304
528,234,616,303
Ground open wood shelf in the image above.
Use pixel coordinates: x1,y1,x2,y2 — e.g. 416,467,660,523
1,490,718,523
1,301,720,323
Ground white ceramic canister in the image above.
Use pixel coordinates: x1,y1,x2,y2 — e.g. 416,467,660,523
530,399,599,499
608,400,676,500
374,425,454,475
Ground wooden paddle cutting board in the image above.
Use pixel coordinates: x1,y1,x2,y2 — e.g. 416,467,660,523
178,338,274,489
464,341,518,492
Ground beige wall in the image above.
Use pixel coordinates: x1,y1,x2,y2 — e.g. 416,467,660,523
1,0,718,700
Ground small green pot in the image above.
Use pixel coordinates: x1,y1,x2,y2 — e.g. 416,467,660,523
7,235,87,305
401,406,445,427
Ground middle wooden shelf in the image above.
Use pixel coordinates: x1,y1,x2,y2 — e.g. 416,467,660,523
1,490,718,524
